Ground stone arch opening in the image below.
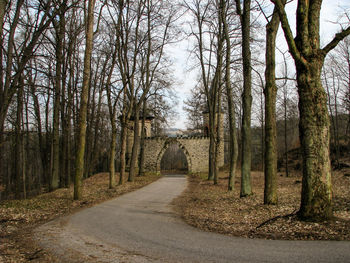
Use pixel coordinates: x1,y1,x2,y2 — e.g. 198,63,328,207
156,139,192,174
160,143,188,173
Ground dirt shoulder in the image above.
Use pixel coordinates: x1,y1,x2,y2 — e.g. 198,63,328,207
0,172,161,262
172,171,350,240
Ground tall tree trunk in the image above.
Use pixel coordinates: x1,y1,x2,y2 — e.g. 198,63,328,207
109,121,117,188
221,1,238,191
0,0,7,39
271,0,350,220
208,107,216,181
138,100,147,176
15,78,24,199
119,118,127,185
236,0,252,197
325,72,338,168
65,49,75,188
129,105,140,182
260,91,265,172
284,91,289,177
0,0,23,195
213,0,224,185
22,96,28,198
0,0,8,99
74,0,96,200
347,58,350,148
263,4,282,205
332,75,340,168
51,9,65,191
214,102,222,185
297,59,332,220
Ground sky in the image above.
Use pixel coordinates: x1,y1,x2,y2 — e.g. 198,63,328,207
169,0,350,130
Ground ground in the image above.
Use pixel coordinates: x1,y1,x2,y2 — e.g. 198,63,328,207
0,172,161,262
172,169,350,240
0,168,349,262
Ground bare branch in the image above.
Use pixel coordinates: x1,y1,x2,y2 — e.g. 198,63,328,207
322,26,350,56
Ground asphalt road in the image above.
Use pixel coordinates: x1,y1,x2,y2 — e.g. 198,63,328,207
35,175,350,263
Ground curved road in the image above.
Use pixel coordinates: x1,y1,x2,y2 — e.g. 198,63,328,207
35,175,350,263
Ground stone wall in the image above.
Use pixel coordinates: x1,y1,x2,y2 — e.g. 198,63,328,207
126,112,225,173
143,136,224,173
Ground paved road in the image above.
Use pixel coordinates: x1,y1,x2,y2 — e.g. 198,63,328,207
35,175,350,263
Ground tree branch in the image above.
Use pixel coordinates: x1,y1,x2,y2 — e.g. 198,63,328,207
322,26,350,55
270,0,305,66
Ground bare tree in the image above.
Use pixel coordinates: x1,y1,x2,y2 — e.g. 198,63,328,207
262,0,286,205
221,0,239,191
272,0,350,220
74,0,96,200
235,0,253,197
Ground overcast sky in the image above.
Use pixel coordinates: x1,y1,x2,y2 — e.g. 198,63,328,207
169,0,350,130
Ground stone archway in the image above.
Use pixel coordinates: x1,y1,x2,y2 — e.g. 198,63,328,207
142,135,222,174
156,138,192,173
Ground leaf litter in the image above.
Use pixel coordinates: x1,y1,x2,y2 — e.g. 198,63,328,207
0,172,161,262
172,171,350,241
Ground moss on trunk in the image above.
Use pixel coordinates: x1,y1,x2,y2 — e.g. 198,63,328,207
297,59,332,220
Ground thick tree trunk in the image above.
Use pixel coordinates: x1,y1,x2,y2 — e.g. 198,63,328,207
74,0,95,200
263,5,281,205
297,60,332,220
270,0,350,221
239,0,252,197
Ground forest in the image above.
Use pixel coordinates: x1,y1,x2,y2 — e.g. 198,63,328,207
0,0,349,222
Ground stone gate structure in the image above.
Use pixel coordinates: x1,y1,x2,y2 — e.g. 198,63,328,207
126,112,224,173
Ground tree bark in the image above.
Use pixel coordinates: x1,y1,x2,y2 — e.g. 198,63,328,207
119,115,128,185
0,0,7,36
15,77,24,199
236,0,252,197
51,8,65,191
128,105,140,182
74,0,95,200
222,0,238,191
109,123,117,188
263,3,282,205
284,90,289,177
138,100,147,176
272,0,350,220
297,58,332,220
106,65,118,189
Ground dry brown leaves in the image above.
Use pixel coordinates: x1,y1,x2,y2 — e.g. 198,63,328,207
173,170,350,241
0,172,161,262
